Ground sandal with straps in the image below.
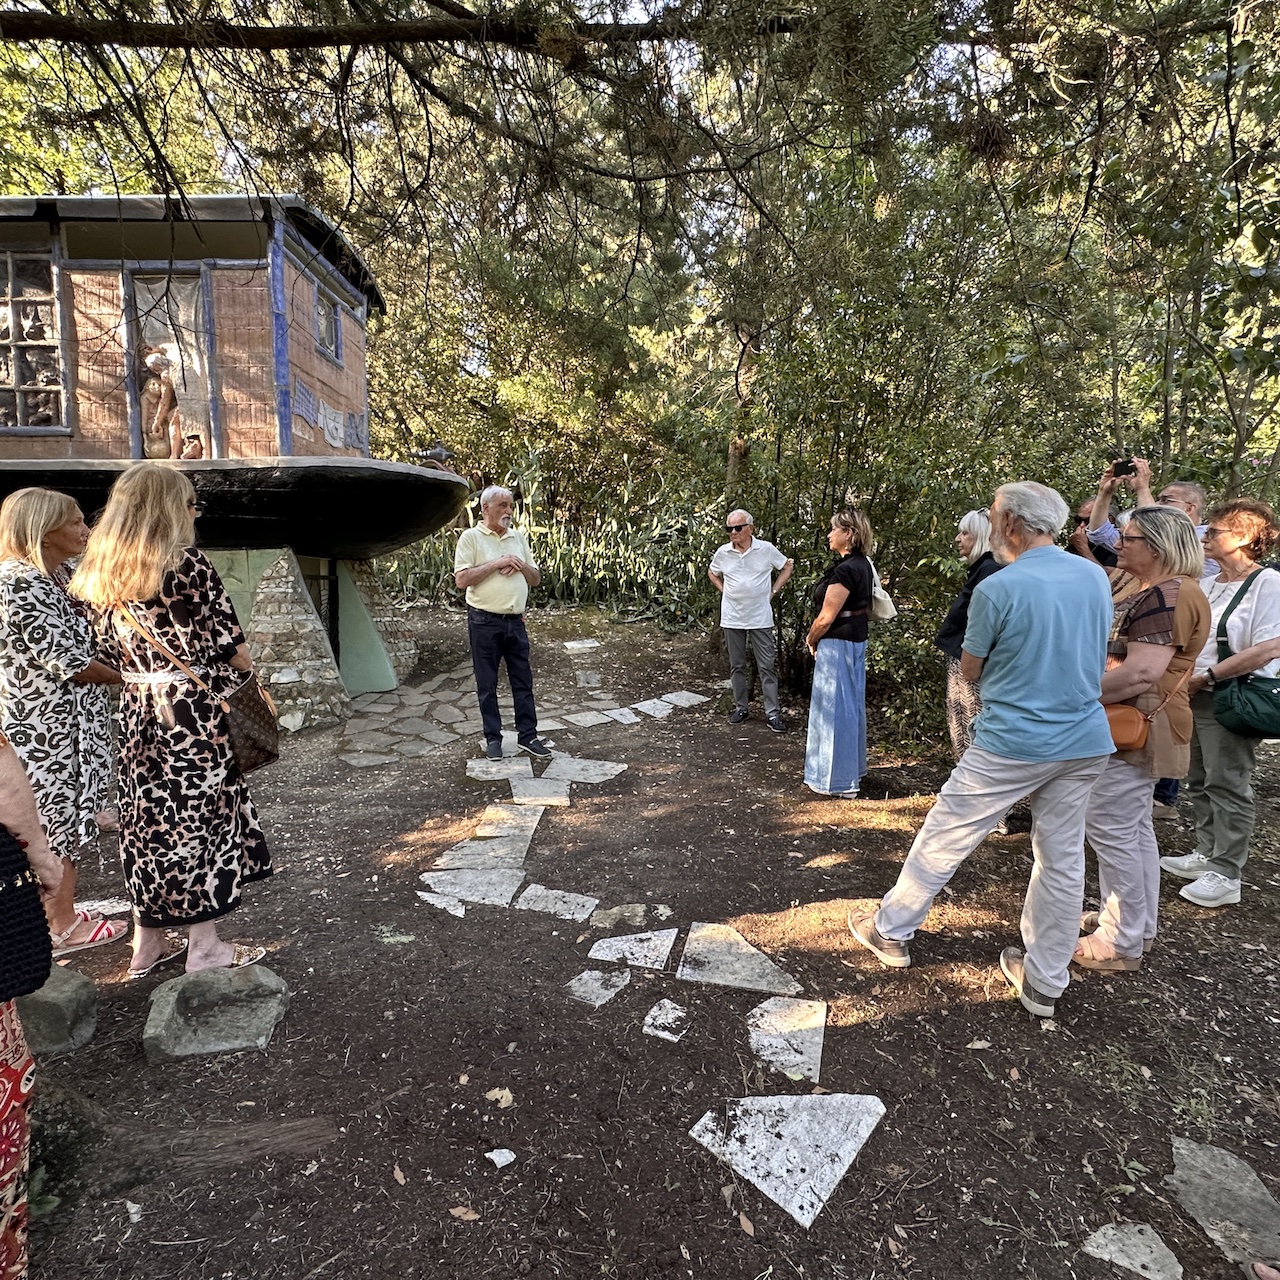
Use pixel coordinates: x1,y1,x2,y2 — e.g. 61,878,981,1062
51,916,129,958
1073,931,1142,972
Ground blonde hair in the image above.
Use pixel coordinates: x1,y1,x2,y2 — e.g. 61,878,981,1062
957,509,991,564
71,463,195,606
832,508,875,556
0,487,80,577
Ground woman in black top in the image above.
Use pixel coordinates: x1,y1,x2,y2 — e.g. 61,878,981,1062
804,509,875,798
935,509,1002,760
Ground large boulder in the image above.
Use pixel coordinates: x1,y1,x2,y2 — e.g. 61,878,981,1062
16,964,98,1056
142,965,289,1063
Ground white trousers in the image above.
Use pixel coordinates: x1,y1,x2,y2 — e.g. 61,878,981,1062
876,745,1110,998
1083,756,1159,958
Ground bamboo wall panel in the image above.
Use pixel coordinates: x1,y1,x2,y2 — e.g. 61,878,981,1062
212,269,278,458
284,260,367,457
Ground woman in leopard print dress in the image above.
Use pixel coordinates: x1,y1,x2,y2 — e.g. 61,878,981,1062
72,464,271,976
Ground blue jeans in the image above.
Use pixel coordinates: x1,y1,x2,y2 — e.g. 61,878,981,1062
467,607,539,744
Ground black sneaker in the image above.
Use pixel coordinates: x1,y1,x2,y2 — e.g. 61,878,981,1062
728,707,749,724
766,713,785,734
999,947,1055,1017
518,737,552,759
485,740,503,761
848,910,911,968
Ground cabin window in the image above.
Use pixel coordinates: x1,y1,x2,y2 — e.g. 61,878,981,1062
316,289,341,362
0,253,63,432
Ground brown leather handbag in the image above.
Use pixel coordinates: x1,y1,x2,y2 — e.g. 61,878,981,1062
120,608,280,774
1105,663,1194,752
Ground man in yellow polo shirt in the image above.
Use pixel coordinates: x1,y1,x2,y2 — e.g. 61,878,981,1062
454,486,551,761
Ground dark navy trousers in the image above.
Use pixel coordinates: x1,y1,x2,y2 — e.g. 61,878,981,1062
467,606,538,744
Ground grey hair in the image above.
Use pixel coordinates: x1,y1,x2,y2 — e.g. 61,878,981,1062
1162,481,1207,520
479,485,513,509
728,508,753,526
957,509,991,564
994,482,1070,537
1127,505,1205,578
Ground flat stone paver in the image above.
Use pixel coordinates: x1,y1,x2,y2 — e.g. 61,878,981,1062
603,707,642,724
632,698,676,719
662,690,710,707
1082,1224,1183,1280
1164,1137,1280,1265
343,731,399,750
475,804,545,838
689,1094,887,1228
676,922,803,995
565,968,631,1007
563,710,612,727
514,884,600,920
432,703,467,725
588,928,679,970
642,999,689,1042
416,889,465,917
340,752,401,768
543,756,627,784
432,838,531,870
467,758,534,781
746,996,826,1082
419,868,526,907
508,777,572,807
564,639,601,651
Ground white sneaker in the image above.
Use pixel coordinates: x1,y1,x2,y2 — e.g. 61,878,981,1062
1179,871,1241,907
1159,852,1211,881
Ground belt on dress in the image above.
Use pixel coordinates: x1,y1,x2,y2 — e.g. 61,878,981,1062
122,665,209,685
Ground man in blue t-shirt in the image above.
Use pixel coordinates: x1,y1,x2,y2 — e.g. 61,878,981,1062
849,482,1114,1018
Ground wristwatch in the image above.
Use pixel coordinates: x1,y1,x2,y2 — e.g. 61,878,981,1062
1204,667,1218,688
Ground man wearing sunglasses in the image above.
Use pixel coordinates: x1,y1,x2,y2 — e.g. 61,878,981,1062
709,511,794,732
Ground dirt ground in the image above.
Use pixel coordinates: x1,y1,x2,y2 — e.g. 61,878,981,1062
29,606,1280,1279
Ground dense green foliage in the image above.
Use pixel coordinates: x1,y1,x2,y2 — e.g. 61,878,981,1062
0,0,1276,734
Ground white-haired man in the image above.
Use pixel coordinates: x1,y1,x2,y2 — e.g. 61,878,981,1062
454,486,550,760
849,482,1114,1019
708,509,794,732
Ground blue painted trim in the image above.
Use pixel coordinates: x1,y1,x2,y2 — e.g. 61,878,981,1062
0,426,73,437
50,239,74,437
282,236,363,312
269,219,292,456
199,261,224,458
63,257,266,271
121,271,143,458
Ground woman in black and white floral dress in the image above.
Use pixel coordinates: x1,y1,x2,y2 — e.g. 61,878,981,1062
0,487,127,957
72,464,271,976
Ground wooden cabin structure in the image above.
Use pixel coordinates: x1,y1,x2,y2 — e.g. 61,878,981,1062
0,195,469,725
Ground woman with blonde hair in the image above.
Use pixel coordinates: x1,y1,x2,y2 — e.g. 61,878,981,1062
804,508,875,798
1076,506,1209,970
0,487,126,957
71,463,270,975
935,509,1002,761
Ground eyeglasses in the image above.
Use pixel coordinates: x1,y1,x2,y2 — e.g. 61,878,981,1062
1203,527,1231,538
188,501,204,515
726,523,748,532
1157,494,1192,508
1117,533,1148,544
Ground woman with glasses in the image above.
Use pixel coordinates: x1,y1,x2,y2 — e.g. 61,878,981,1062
935,509,1002,761
0,487,128,958
804,509,875,799
1076,506,1209,970
71,463,270,977
1159,499,1280,908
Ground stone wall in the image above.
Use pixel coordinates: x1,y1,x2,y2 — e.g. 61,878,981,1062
344,559,418,681
244,550,350,731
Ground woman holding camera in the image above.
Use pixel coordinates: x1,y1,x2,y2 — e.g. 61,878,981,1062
1076,506,1208,970
1159,499,1280,908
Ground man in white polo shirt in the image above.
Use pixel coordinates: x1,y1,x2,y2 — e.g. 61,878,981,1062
708,510,794,732
454,485,550,761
